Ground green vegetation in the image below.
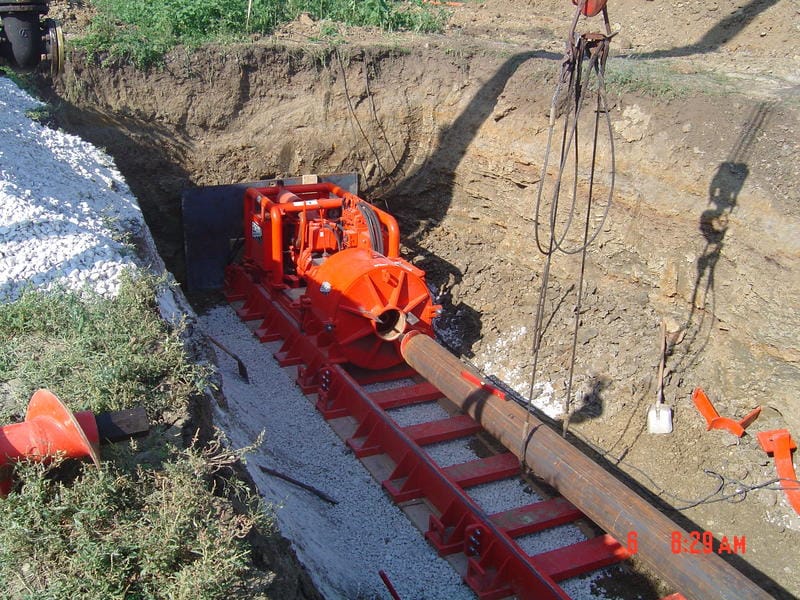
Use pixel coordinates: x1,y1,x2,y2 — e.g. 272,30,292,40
0,441,266,599
78,0,448,67
0,66,38,95
0,274,270,599
0,274,201,421
604,58,734,99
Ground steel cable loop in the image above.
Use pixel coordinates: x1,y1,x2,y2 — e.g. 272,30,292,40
537,40,615,257
552,52,615,255
364,53,403,183
532,54,577,256
336,48,392,190
545,40,586,254
532,0,586,256
525,0,589,451
525,2,616,451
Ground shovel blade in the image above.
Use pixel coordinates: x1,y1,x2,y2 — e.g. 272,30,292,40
647,404,673,434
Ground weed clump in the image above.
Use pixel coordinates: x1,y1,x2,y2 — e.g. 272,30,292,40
0,274,271,599
0,273,203,422
78,0,448,67
0,440,267,599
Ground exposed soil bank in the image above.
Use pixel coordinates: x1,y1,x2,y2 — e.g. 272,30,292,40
45,5,799,595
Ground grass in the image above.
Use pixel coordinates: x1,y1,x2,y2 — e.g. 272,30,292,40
0,439,268,599
77,0,449,67
604,58,735,100
0,274,201,421
0,66,37,93
0,273,271,599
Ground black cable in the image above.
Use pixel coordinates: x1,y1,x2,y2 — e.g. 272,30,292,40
357,202,384,255
568,428,800,510
527,23,616,443
336,48,393,188
534,38,614,258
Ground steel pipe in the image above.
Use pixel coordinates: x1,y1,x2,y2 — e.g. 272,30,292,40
399,331,770,600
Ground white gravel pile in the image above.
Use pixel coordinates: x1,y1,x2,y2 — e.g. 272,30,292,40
0,77,144,301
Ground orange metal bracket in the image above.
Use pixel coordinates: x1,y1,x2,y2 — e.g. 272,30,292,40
757,429,800,516
691,388,761,437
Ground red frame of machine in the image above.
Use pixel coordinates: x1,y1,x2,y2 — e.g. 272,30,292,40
233,181,439,371
224,180,630,597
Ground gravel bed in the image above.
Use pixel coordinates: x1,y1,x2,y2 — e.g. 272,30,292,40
468,477,543,513
200,305,475,600
424,437,480,468
387,400,450,427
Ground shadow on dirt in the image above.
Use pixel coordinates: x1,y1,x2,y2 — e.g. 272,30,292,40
673,100,774,374
568,375,610,425
390,50,558,357
632,0,782,59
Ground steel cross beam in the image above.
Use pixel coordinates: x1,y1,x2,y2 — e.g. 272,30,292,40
317,363,574,600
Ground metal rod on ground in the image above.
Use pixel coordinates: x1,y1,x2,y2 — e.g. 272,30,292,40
399,331,771,600
207,335,250,382
257,464,338,505
95,406,150,442
378,570,402,600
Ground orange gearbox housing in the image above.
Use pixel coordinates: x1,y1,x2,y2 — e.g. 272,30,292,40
306,247,438,370
236,180,440,370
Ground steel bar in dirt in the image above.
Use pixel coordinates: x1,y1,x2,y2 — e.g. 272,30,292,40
399,331,771,600
378,570,402,600
757,429,800,516
207,334,250,382
258,464,338,505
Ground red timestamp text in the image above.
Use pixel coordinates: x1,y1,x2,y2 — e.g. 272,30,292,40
670,530,746,555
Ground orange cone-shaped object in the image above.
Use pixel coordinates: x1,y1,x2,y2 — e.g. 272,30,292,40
0,389,100,496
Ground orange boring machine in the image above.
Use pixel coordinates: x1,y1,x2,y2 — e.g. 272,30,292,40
183,173,770,600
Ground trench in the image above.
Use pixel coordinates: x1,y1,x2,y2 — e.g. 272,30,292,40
44,41,800,599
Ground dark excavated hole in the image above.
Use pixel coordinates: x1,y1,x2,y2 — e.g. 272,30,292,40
375,307,405,341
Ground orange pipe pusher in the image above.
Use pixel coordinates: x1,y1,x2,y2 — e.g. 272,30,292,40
0,389,100,496
239,181,440,370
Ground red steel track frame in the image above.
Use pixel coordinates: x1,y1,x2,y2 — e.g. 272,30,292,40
226,263,631,599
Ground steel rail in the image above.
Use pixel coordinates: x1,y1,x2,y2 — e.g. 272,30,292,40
226,268,631,598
